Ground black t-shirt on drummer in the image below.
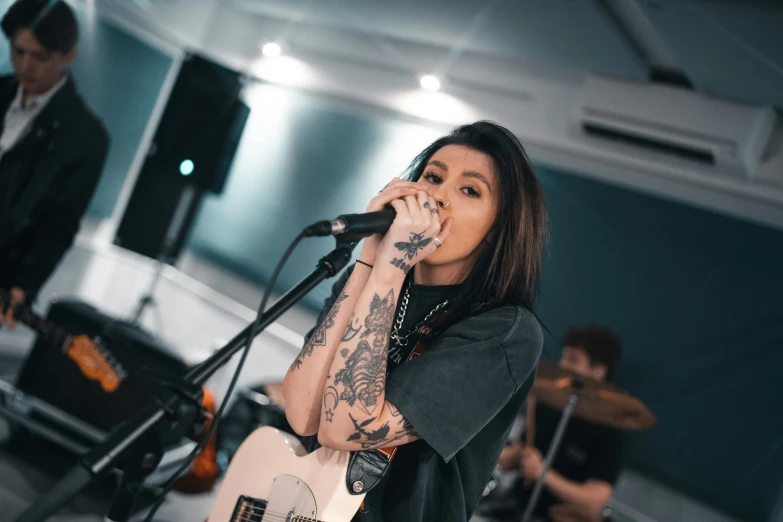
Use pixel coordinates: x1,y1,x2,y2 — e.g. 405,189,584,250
517,402,625,520
302,265,543,522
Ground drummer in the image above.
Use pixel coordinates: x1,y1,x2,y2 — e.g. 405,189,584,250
473,324,626,522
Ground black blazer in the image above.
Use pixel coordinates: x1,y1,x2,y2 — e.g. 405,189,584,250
0,74,109,300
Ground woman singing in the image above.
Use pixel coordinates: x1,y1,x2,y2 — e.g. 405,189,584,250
283,121,547,522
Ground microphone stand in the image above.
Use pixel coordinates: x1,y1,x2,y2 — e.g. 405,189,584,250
15,238,357,522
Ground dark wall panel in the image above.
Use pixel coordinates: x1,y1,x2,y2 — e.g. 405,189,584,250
535,167,783,522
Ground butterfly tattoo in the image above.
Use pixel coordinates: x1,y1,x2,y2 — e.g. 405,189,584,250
394,231,433,260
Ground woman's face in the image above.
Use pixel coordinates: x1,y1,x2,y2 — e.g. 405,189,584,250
417,144,499,274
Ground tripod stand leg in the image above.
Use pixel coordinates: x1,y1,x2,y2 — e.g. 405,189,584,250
130,184,198,326
521,394,578,522
106,434,166,521
106,471,144,522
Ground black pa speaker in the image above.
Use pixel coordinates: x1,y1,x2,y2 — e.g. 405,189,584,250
114,54,250,261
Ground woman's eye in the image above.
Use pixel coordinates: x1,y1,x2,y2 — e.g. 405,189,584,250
423,173,442,184
462,186,480,198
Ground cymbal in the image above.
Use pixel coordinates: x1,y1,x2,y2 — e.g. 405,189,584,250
532,361,655,430
549,504,603,522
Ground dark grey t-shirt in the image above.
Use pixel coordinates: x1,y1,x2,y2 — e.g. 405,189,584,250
306,266,543,522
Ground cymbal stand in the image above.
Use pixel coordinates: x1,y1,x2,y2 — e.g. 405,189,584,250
521,391,580,522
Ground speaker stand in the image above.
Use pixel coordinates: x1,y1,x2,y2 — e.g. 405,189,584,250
130,183,198,327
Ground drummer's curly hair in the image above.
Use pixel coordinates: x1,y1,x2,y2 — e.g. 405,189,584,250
563,324,622,380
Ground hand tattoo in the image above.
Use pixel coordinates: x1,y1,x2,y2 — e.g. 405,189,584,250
394,231,433,260
290,291,348,371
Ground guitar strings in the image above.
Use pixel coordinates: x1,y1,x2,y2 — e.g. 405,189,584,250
233,506,322,522
235,511,318,522
233,506,326,522
236,511,317,521
235,514,291,522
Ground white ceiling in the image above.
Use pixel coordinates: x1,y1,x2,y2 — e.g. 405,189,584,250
224,0,783,108
91,0,783,230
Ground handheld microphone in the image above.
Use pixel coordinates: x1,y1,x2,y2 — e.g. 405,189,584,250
303,208,396,241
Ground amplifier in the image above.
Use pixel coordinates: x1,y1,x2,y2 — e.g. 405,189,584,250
1,298,193,458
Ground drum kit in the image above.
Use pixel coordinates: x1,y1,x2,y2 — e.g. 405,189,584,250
522,361,656,522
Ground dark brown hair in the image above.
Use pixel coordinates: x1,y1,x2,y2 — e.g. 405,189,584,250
2,0,78,54
563,324,623,380
405,121,548,333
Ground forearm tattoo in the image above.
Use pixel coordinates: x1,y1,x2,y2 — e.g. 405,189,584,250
341,317,362,342
390,258,412,274
289,290,349,371
333,289,394,415
323,289,395,422
346,403,420,449
322,288,420,447
391,230,432,274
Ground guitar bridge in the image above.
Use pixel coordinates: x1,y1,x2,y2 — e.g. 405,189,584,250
230,495,267,522
228,475,319,522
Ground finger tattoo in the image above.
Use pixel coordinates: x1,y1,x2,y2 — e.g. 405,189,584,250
423,201,439,214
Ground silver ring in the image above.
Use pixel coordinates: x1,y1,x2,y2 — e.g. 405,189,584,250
434,238,442,248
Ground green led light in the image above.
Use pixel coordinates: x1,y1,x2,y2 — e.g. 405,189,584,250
179,159,194,176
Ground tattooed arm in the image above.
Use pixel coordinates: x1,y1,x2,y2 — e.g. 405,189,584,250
317,270,419,450
283,266,372,436
327,401,421,451
318,188,450,451
283,179,433,437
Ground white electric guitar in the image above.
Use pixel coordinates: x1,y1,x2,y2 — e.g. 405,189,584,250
207,427,366,522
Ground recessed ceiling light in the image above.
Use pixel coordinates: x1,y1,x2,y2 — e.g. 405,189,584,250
419,75,441,92
262,42,282,58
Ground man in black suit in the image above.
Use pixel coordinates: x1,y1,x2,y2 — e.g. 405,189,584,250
0,0,109,327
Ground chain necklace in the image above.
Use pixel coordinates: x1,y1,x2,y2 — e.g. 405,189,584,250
390,286,452,347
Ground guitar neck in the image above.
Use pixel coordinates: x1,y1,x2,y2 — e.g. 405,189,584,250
0,291,72,350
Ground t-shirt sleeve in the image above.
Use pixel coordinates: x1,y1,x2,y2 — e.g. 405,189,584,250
586,428,625,485
384,306,542,463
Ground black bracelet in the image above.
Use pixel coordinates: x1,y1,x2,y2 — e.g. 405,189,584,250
356,259,374,269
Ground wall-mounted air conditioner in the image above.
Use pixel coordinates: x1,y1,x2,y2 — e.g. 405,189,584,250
576,75,776,179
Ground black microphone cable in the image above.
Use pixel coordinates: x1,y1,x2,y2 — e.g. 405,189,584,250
141,232,305,521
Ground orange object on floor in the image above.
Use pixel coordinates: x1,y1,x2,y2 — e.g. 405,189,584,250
173,387,220,494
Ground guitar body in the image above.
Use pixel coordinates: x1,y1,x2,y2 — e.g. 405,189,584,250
208,427,365,522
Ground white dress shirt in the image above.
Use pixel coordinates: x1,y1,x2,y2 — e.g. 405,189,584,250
0,75,68,162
